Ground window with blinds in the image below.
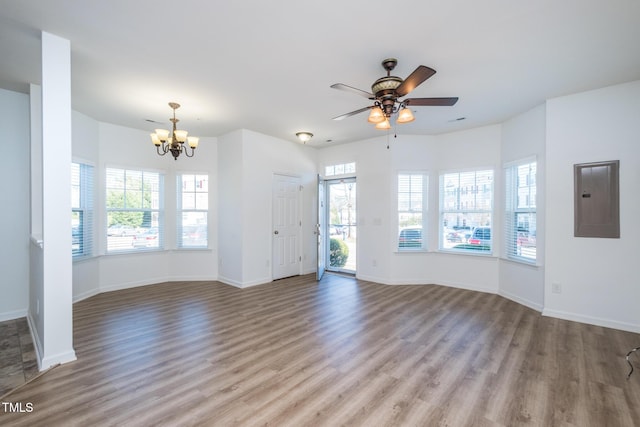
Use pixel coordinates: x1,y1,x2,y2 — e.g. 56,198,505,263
505,160,537,262
177,174,209,248
398,173,427,250
71,162,94,258
439,169,493,253
105,167,163,252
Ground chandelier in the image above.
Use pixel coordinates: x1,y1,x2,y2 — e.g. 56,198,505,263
150,102,199,160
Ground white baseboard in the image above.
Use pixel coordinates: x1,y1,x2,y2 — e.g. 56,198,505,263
542,308,640,334
73,288,101,303
499,289,543,312
167,275,218,282
357,274,498,295
26,312,44,372
0,308,27,322
217,275,271,289
40,349,77,371
26,312,77,371
99,277,169,294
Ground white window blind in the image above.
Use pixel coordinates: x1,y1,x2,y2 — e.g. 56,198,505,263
398,173,427,250
177,174,209,248
439,169,493,253
505,160,537,262
71,162,94,258
105,168,163,252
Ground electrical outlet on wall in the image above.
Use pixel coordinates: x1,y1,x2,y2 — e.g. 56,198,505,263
552,283,562,294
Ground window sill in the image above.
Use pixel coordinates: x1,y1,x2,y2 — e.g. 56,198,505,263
394,248,429,254
173,247,211,252
437,248,495,257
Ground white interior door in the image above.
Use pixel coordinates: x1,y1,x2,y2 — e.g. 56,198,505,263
272,174,301,280
317,175,325,280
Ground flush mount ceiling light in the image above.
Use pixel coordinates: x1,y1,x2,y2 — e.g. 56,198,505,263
150,102,199,160
331,58,458,130
296,132,314,143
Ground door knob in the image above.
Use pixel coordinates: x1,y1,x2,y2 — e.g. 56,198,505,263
274,230,279,234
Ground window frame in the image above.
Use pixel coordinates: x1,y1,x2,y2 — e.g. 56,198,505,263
439,168,494,255
105,166,164,253
324,162,356,178
397,171,428,252
177,173,209,249
504,158,537,264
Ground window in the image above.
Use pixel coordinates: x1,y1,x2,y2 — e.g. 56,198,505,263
505,160,536,262
325,162,356,177
71,162,94,258
440,169,493,253
106,168,163,252
398,173,428,250
177,174,209,248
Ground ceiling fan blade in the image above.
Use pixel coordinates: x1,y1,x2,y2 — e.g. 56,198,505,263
330,83,375,99
332,106,374,121
404,97,459,106
395,66,436,97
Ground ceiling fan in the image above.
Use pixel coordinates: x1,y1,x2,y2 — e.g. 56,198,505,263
331,58,458,129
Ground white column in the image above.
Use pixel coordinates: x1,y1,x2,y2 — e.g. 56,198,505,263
40,31,76,368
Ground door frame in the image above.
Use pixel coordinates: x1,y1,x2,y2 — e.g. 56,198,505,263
316,175,325,280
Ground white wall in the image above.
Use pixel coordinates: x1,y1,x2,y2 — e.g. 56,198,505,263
217,130,244,285
243,130,317,282
3,79,639,337
545,80,640,332
217,129,317,287
0,88,30,321
71,116,219,299
499,104,546,311
96,121,218,292
317,126,502,293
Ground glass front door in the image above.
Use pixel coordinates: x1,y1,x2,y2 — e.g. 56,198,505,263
325,178,356,274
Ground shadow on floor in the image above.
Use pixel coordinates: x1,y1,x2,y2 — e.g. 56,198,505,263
0,317,39,397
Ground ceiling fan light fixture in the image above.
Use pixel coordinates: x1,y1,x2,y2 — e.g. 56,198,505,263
296,132,314,143
367,106,385,123
375,118,391,130
396,107,415,124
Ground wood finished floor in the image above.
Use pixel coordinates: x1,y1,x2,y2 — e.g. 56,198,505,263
1,274,639,426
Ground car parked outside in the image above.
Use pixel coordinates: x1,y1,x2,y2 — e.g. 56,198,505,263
468,226,491,246
182,225,207,247
132,227,159,248
398,227,422,248
107,224,137,236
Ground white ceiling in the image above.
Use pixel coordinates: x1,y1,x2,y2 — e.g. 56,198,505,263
1,0,639,147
